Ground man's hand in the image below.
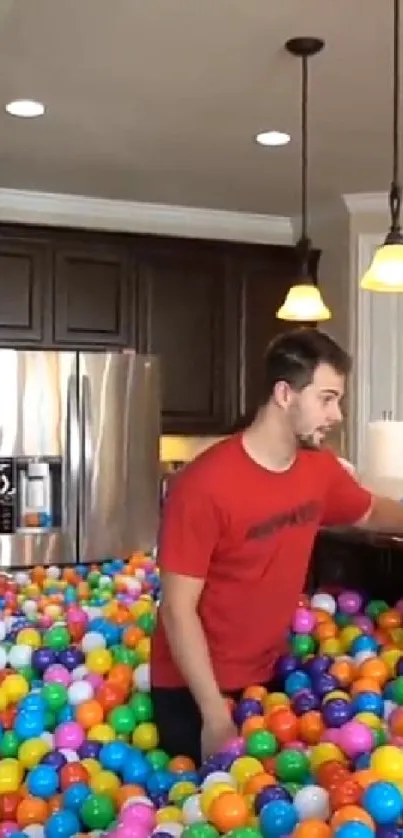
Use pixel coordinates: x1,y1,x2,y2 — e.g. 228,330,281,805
201,697,238,761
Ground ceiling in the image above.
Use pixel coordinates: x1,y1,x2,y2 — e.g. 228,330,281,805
0,0,396,216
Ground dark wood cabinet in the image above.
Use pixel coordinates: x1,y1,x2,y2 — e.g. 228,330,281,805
0,223,319,435
53,243,130,346
0,237,50,344
136,240,238,433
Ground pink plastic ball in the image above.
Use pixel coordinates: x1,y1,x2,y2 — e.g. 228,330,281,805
120,803,156,829
86,673,103,690
283,740,305,751
337,720,374,758
292,607,315,634
221,736,246,756
115,824,149,838
353,616,373,633
54,720,85,749
43,663,71,687
338,590,363,615
321,728,341,745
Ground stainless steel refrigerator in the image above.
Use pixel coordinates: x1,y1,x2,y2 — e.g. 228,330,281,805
0,350,161,568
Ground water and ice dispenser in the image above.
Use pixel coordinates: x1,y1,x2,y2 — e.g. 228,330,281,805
0,456,62,534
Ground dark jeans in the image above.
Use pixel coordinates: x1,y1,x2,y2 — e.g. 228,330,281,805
151,676,281,766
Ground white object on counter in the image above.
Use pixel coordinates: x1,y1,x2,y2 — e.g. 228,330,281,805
364,420,403,480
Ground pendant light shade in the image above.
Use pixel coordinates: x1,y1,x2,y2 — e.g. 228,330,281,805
277,283,331,321
276,36,331,322
360,0,403,292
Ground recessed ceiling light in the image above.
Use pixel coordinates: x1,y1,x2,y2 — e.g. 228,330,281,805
255,130,290,147
5,99,45,118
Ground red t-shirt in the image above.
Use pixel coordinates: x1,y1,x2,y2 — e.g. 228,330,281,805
151,434,372,691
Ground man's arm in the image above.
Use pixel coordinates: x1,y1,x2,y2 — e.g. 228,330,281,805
157,476,229,720
321,450,403,532
160,572,226,719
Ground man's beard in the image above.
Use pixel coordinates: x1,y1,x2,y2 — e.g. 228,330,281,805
296,433,322,450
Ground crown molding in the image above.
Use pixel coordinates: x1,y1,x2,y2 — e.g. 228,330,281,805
0,188,293,245
342,192,388,215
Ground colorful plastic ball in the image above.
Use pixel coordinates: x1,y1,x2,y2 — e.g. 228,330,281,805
362,780,403,825
259,798,298,838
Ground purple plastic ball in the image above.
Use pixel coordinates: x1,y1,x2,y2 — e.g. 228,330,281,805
304,655,333,678
41,750,67,770
57,647,85,670
322,698,353,728
78,740,102,759
396,658,403,677
338,590,363,615
233,698,263,725
312,673,339,698
292,689,320,716
255,785,291,814
274,655,299,680
32,647,58,673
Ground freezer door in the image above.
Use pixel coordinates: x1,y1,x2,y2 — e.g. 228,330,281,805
78,352,160,562
0,350,78,568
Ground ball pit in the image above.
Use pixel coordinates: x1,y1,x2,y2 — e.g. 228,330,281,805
2,567,403,837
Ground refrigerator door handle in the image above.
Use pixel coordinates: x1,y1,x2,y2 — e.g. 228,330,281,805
80,374,93,543
65,375,79,550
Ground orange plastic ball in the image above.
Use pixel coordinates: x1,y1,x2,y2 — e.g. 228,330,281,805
208,791,249,832
60,762,90,790
330,805,375,832
266,707,298,744
298,711,324,745
76,699,104,729
293,822,331,838
16,797,49,828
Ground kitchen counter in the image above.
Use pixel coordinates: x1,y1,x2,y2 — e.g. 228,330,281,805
308,526,403,601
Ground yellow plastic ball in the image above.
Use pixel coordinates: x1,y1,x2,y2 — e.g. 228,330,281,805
264,693,289,710
86,648,113,675
90,769,120,796
156,806,183,825
132,722,158,751
88,723,115,743
339,626,361,652
230,756,263,786
310,743,346,774
320,639,342,657
0,688,9,712
81,758,102,777
3,673,29,703
18,737,50,769
322,690,350,704
136,637,151,663
355,712,382,730
17,628,42,648
131,600,152,620
380,648,402,676
168,781,197,803
200,783,235,817
371,745,403,782
0,758,24,793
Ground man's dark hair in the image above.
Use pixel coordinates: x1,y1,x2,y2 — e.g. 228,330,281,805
262,327,351,403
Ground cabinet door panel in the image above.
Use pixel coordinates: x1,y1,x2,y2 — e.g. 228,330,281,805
0,239,48,344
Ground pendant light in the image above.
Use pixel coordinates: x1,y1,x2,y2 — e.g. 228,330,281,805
277,37,331,322
360,0,403,291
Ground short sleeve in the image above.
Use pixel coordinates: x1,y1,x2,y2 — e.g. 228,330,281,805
157,475,220,579
321,452,373,527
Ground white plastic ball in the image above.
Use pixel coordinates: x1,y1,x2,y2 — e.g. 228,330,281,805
46,566,60,579
182,794,204,824
8,644,31,669
294,785,330,821
310,593,336,615
59,748,79,762
22,599,38,617
67,680,94,705
81,631,106,653
201,771,235,789
154,825,183,838
71,665,88,681
133,662,150,692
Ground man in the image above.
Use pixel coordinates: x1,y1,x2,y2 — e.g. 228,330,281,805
151,328,403,766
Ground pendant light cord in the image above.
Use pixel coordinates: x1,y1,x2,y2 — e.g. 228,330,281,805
390,0,401,233
301,55,308,244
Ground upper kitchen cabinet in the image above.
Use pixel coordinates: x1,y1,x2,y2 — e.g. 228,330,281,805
135,238,239,434
53,240,130,346
233,245,320,420
0,236,50,344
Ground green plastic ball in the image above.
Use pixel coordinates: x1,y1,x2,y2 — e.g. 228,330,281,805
130,692,154,723
146,748,170,770
275,748,310,783
290,633,316,657
246,729,278,759
80,793,116,830
182,825,220,838
0,731,19,757
43,625,70,651
108,705,136,735
41,682,68,711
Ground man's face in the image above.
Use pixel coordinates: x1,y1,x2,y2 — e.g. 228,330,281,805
281,363,345,449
